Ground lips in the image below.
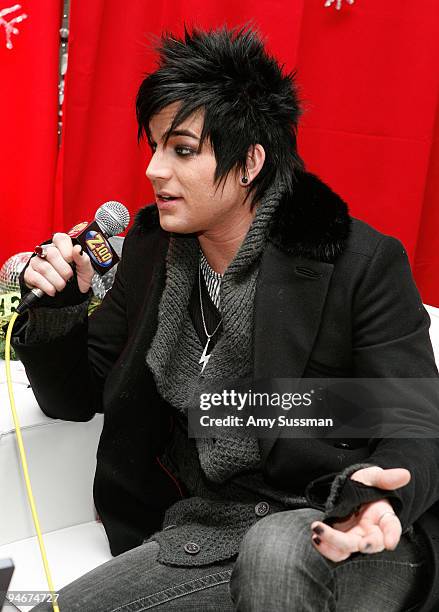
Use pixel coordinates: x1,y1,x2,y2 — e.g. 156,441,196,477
156,192,180,200
155,193,182,209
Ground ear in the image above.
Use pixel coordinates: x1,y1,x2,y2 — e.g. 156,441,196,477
245,144,265,183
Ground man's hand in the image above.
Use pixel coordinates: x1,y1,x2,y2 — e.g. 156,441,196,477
310,466,411,562
24,233,94,296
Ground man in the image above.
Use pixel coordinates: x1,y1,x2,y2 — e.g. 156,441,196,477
14,25,439,611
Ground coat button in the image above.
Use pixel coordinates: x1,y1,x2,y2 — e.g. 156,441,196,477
255,501,270,517
184,542,200,554
335,441,351,449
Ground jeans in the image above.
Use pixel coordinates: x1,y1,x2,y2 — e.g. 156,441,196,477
30,509,429,612
231,509,429,612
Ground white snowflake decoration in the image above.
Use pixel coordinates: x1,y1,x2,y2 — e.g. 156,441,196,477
324,0,355,9
0,4,27,50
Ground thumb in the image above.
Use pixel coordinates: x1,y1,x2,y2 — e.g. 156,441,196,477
72,244,94,293
351,466,411,490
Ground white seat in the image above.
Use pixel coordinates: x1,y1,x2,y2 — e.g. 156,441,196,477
0,523,110,609
0,362,110,610
0,303,438,610
426,304,439,365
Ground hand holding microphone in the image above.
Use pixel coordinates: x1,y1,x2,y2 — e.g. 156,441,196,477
18,201,130,313
24,234,94,296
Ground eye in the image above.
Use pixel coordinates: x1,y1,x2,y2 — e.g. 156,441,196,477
175,146,195,157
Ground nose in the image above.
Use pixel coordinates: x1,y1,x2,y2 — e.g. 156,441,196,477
145,150,172,182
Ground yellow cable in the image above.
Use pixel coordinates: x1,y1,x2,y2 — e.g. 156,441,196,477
5,313,60,612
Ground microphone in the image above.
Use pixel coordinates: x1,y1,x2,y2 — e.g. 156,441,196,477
17,201,130,314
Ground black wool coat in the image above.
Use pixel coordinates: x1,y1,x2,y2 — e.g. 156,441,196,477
13,170,439,612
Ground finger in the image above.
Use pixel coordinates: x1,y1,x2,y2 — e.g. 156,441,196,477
43,245,74,282
72,245,94,293
71,244,93,275
312,538,352,562
357,523,385,554
311,530,356,562
23,267,58,297
30,258,68,293
351,467,410,490
52,232,75,263
379,513,402,550
359,501,402,551
376,468,411,490
311,521,361,557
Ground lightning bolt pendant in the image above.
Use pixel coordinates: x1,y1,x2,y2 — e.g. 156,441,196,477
199,338,211,373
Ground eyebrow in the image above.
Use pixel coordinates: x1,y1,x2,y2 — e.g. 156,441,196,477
162,129,200,141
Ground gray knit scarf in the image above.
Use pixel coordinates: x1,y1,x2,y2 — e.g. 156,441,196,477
146,178,285,483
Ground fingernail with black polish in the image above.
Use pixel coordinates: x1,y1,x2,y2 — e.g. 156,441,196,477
313,526,324,535
79,247,84,256
312,537,321,546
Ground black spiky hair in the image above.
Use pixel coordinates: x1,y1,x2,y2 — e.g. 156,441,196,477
136,24,305,207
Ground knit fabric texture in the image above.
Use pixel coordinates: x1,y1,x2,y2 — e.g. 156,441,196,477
146,178,285,484
145,178,313,566
145,410,309,566
24,302,90,344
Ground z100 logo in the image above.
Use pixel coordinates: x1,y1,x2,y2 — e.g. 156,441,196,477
85,231,113,267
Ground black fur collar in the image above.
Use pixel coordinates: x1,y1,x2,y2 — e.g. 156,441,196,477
134,170,351,263
268,170,351,262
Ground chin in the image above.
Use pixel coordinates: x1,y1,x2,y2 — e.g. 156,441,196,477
157,211,196,235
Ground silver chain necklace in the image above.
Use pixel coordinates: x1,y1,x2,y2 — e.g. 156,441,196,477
198,263,222,373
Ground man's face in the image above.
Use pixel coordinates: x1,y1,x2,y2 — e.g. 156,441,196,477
145,102,249,235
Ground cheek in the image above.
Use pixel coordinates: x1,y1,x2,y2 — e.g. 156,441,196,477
181,161,235,216
184,176,216,209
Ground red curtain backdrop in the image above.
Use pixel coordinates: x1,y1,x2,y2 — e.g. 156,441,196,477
0,0,60,258
1,0,438,305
